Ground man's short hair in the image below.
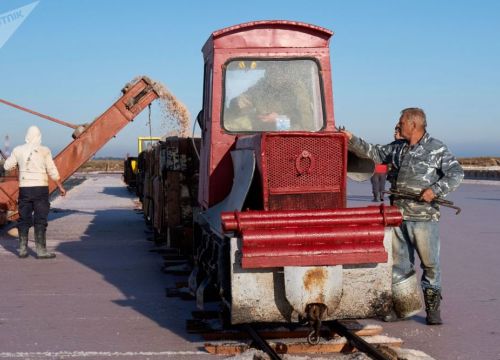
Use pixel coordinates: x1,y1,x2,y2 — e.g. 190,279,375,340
401,107,427,129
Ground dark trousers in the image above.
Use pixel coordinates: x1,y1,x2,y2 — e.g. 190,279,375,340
370,173,387,199
18,186,50,233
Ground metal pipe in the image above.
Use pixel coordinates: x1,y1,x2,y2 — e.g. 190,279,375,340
0,98,78,129
221,204,400,222
241,225,385,246
223,212,402,232
240,225,388,268
242,247,388,268
243,242,386,256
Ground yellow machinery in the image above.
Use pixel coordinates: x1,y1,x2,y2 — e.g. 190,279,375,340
123,136,161,189
138,136,161,154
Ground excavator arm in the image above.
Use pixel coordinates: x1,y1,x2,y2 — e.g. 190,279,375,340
0,77,159,224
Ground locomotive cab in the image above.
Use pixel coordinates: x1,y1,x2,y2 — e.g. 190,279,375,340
192,21,401,326
197,21,336,210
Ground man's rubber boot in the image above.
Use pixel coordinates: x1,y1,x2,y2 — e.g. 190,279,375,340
18,228,29,258
34,226,56,259
424,288,443,325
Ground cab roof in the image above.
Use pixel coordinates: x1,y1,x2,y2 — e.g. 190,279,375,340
202,20,333,56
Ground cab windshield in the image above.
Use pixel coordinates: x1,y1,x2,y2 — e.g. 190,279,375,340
223,59,324,132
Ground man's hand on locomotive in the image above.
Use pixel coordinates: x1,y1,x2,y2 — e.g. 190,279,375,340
340,128,353,140
419,188,436,203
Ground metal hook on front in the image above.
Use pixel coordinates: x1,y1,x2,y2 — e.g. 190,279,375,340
305,303,327,345
307,329,320,345
295,150,315,176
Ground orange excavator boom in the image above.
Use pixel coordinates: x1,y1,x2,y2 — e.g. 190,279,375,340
0,77,159,224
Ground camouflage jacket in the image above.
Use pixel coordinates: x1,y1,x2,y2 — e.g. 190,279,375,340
349,133,464,221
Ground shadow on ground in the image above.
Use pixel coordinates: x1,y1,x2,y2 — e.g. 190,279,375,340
100,186,137,199
53,190,200,344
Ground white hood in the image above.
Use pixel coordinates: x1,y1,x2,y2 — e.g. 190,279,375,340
25,125,42,151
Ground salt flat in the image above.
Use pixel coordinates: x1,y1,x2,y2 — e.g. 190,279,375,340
0,174,498,359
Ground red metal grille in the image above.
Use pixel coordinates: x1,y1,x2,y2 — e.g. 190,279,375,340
269,192,343,211
263,133,346,210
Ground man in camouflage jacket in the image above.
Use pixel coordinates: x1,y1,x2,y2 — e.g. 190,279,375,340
342,108,464,325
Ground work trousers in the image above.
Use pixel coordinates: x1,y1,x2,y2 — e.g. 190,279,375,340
392,220,441,291
18,186,50,233
370,173,386,199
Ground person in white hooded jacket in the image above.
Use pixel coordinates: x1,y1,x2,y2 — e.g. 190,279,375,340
3,126,66,258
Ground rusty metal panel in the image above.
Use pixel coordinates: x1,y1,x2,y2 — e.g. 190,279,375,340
162,137,200,227
152,137,201,250
0,174,20,220
230,230,393,323
164,145,180,171
135,151,147,201
284,266,343,317
152,177,163,232
152,145,163,233
165,171,181,227
142,149,155,222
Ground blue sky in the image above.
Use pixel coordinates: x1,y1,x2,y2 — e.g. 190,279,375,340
0,0,499,157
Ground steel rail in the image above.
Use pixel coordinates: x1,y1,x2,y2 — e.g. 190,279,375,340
242,324,282,360
328,320,393,360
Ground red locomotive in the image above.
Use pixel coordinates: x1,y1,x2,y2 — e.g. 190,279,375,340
188,20,402,333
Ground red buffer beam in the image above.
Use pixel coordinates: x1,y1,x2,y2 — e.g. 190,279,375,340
222,205,403,269
240,224,388,268
221,204,402,232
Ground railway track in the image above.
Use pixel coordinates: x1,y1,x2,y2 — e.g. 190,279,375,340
239,321,400,359
161,250,404,359
183,305,403,359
